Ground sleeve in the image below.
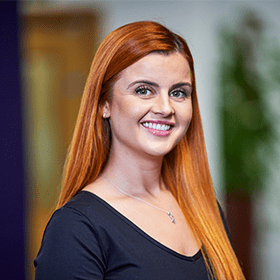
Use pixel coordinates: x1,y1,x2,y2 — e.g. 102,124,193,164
34,207,107,280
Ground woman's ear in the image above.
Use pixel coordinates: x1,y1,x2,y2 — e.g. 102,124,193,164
102,100,110,119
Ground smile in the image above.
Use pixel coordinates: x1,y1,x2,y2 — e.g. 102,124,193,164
142,122,171,131
141,121,174,137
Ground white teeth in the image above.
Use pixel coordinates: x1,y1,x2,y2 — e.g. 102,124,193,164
142,122,171,131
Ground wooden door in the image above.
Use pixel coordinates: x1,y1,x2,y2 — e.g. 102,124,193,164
21,11,98,279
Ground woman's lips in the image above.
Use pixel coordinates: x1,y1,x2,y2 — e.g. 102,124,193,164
141,121,174,137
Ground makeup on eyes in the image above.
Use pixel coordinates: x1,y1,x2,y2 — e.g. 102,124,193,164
128,80,192,90
133,82,192,100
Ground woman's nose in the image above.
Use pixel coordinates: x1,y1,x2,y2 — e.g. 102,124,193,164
151,93,174,116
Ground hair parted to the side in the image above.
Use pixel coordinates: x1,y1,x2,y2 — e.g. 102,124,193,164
57,21,245,280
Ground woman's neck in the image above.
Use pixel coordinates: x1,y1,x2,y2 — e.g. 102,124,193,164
102,149,165,197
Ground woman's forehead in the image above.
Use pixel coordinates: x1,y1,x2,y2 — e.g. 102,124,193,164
117,52,191,87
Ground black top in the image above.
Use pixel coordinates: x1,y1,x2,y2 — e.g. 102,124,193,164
34,191,230,280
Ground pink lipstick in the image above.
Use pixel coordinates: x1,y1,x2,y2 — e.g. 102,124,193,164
141,120,174,137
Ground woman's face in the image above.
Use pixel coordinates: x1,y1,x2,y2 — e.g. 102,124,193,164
104,52,193,158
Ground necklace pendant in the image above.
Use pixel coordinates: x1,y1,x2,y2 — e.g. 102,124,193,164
168,212,176,224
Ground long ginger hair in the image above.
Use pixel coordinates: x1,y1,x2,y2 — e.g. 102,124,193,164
57,21,245,280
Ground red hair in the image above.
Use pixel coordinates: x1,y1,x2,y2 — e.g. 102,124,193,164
57,21,245,279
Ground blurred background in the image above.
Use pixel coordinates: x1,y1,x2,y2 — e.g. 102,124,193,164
1,1,279,279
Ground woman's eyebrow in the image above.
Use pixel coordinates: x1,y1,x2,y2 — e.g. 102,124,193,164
170,82,192,91
127,80,192,90
127,80,159,89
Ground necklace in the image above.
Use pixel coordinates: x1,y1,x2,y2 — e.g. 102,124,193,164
101,174,176,223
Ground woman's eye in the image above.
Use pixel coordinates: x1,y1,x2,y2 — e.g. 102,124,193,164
135,86,152,96
170,89,188,99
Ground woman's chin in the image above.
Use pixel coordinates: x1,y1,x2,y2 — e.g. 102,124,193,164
139,143,176,158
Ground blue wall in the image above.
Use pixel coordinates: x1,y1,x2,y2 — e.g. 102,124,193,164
0,2,25,279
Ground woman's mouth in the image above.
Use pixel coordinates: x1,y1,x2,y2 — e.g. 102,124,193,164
141,121,174,137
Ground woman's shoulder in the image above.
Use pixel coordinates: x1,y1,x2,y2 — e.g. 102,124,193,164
41,192,103,242
63,190,103,212
34,192,108,278
51,191,112,226
46,190,129,239
35,192,110,263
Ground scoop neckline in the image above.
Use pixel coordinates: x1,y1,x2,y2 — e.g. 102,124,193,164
77,190,202,262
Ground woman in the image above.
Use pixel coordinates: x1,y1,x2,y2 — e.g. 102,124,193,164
34,21,245,279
